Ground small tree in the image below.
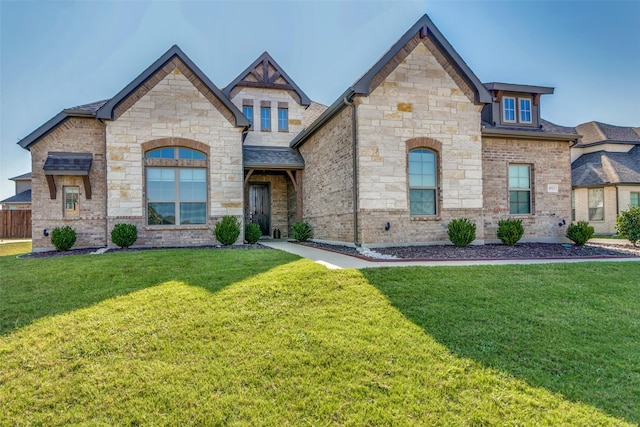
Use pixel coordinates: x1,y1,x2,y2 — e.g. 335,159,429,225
566,221,594,246
497,218,525,246
50,226,77,251
244,222,262,244
214,216,241,246
616,205,640,247
447,218,476,248
292,222,312,242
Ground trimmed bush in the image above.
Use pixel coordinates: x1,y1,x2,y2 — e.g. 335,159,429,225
292,222,312,242
50,226,77,252
245,222,262,244
566,221,594,246
447,218,476,248
616,205,640,247
214,216,241,246
111,223,138,248
497,218,524,246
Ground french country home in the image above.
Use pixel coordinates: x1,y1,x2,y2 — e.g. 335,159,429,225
18,14,580,251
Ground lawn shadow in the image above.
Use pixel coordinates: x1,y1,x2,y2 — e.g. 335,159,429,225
0,248,299,336
361,263,640,425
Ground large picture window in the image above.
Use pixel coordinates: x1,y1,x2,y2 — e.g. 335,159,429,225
145,147,207,226
509,164,531,214
408,149,437,216
588,188,604,221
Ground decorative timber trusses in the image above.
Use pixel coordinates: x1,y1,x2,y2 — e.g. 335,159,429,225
223,52,311,106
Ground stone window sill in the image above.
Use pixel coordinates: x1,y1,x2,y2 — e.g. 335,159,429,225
145,225,210,231
410,216,441,221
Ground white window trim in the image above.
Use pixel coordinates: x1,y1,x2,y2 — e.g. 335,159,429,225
508,164,532,215
63,186,80,217
503,96,516,123
518,97,533,124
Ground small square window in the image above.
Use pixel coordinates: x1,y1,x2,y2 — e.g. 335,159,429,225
64,187,79,217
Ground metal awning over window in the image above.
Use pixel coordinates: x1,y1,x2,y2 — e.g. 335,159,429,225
43,152,93,199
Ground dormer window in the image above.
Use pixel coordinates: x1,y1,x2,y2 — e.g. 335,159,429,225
503,97,516,122
502,96,532,125
519,98,532,123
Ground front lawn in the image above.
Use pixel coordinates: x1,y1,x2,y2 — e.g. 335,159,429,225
1,250,638,425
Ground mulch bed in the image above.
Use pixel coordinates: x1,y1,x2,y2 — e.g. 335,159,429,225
301,241,640,260
19,244,270,259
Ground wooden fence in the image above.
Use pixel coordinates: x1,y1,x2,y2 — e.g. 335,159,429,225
0,210,31,239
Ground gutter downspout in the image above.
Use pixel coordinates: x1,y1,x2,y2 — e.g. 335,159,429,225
98,118,108,248
615,184,620,216
344,94,360,247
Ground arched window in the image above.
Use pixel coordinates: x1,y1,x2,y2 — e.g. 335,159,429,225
408,149,437,216
145,147,207,225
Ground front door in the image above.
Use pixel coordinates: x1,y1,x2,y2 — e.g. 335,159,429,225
248,184,271,236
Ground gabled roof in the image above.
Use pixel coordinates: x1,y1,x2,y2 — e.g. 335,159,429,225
291,14,493,148
572,145,640,187
0,189,31,204
9,172,32,181
353,15,492,103
575,121,640,147
222,52,311,106
484,82,554,95
243,145,304,169
97,45,249,126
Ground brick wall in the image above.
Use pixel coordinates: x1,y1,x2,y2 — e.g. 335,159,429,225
482,137,572,242
298,107,355,243
30,118,107,250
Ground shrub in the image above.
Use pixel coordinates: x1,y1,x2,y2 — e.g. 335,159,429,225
50,226,77,251
245,222,262,244
214,216,241,246
496,218,524,246
447,217,476,248
111,223,138,248
292,222,312,242
566,221,594,246
616,205,640,247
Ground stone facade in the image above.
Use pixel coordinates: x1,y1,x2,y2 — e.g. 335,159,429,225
353,41,485,245
482,137,572,242
229,88,306,148
30,118,107,250
298,107,355,243
244,173,290,238
105,64,244,247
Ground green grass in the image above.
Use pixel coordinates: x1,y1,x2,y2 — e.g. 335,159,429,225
1,250,638,425
364,263,640,424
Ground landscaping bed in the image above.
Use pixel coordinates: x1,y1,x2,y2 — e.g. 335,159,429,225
302,241,640,260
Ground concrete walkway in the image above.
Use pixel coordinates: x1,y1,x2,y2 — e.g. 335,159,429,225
260,240,640,269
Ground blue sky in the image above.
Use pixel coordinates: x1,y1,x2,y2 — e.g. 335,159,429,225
1,0,639,201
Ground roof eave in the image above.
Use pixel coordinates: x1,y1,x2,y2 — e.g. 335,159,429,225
290,88,354,149
18,112,69,150
482,128,579,142
243,163,305,170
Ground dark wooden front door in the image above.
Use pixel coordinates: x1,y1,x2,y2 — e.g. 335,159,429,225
249,184,270,236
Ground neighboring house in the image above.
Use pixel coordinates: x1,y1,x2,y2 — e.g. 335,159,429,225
571,122,640,234
18,14,579,251
0,173,32,210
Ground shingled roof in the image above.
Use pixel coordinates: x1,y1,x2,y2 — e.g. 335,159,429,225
575,122,640,147
0,189,31,204
572,145,640,187
243,146,304,169
482,118,578,140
